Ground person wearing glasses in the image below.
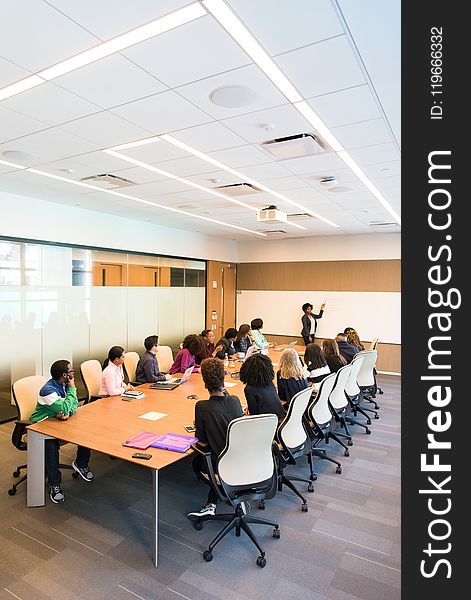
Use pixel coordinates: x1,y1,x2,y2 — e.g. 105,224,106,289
135,335,169,383
30,360,93,504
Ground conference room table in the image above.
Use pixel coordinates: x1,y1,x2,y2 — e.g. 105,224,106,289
25,346,300,566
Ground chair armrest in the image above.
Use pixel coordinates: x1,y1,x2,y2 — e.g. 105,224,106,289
191,444,227,504
191,442,211,456
12,420,30,450
84,394,109,405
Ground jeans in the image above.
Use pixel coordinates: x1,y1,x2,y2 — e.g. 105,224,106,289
45,439,91,486
192,453,218,505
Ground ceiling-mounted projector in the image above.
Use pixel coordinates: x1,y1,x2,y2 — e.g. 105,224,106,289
256,205,288,223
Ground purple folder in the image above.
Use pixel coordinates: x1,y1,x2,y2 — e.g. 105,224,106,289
149,433,198,453
122,431,160,449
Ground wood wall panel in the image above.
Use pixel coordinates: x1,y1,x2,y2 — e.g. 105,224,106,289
206,261,236,338
237,260,401,292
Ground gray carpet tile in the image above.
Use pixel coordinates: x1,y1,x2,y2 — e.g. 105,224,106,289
0,375,400,600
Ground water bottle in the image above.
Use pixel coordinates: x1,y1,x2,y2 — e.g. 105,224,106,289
224,353,229,367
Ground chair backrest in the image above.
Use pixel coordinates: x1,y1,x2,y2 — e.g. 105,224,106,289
123,351,140,382
355,350,377,387
308,372,336,426
12,375,47,421
278,386,312,451
157,345,173,373
218,414,278,488
80,359,102,400
345,355,365,397
329,363,353,410
369,337,379,350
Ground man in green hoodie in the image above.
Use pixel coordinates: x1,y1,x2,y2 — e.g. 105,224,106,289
30,359,93,504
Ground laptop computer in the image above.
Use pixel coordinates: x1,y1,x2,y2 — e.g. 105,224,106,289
274,340,297,351
241,344,255,362
150,366,194,391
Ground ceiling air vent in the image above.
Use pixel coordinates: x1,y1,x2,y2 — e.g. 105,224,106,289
257,229,287,236
80,173,136,189
287,213,315,222
261,133,328,160
214,182,262,196
369,221,397,227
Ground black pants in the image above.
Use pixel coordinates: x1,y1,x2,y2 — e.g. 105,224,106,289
45,439,90,486
303,334,315,346
192,453,218,505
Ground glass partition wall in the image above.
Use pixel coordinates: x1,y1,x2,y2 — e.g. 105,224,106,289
0,239,206,422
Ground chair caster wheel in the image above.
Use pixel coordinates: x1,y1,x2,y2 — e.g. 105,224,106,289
258,500,265,510
336,467,342,474
194,522,203,531
367,419,372,425
308,483,314,493
347,440,353,446
273,528,280,539
13,470,20,478
203,550,213,562
8,488,16,496
309,473,317,481
374,414,379,419
344,450,349,457
301,504,308,512
256,556,266,568
366,429,371,434
72,472,79,478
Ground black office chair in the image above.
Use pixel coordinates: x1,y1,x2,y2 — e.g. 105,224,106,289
8,375,77,496
275,386,315,511
189,414,280,567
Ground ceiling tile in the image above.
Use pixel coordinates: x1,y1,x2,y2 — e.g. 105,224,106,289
167,122,246,152
278,152,345,175
348,143,400,166
129,179,192,198
153,155,219,177
124,15,250,87
0,0,99,72
362,160,401,180
208,144,272,168
60,112,152,147
0,106,49,143
0,56,32,87
307,84,381,128
176,64,288,119
55,54,167,110
238,162,292,182
275,36,365,99
332,118,392,149
111,90,212,134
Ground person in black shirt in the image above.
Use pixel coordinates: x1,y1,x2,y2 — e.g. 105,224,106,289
234,323,253,354
335,332,359,364
215,328,238,359
322,339,347,373
239,353,286,422
187,358,243,519
135,335,167,383
276,347,309,407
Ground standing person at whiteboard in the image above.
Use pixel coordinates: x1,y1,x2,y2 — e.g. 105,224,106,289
300,301,326,346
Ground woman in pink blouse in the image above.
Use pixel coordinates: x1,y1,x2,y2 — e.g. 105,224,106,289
99,346,133,396
169,334,205,374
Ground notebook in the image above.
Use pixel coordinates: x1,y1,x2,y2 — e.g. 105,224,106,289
122,431,160,449
149,432,198,453
150,366,194,390
121,389,145,398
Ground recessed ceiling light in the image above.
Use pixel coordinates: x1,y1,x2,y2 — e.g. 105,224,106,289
1,150,37,162
209,85,256,108
327,186,352,193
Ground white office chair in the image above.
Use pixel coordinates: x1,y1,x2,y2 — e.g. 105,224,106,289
123,351,140,384
345,355,372,428
355,350,380,415
156,345,173,373
190,414,280,567
329,363,370,436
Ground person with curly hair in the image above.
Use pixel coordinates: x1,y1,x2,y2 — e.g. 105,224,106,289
239,353,286,421
300,301,326,346
322,339,347,373
187,358,244,519
276,347,308,406
169,334,204,374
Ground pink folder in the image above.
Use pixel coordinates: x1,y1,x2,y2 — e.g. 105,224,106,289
122,431,160,449
149,433,198,453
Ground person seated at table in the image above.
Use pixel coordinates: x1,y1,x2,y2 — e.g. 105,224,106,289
335,332,359,364
276,347,309,407
303,343,331,391
234,323,253,354
187,358,244,519
250,318,276,350
239,353,286,421
99,346,134,396
322,339,347,373
215,327,238,359
135,335,169,384
169,334,204,374
30,359,93,504
196,329,223,363
344,327,365,351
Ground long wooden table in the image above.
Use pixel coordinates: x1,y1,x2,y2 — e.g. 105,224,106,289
26,371,245,567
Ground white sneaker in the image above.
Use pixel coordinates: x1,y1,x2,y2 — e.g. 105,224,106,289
187,503,216,520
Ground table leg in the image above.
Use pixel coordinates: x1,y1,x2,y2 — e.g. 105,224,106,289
152,469,158,567
27,430,48,507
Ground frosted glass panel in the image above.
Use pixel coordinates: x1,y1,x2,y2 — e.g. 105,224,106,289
89,287,128,362
127,287,160,353
184,288,205,335
159,288,185,349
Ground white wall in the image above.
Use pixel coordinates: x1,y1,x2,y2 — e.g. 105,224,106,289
1,191,238,262
236,233,401,262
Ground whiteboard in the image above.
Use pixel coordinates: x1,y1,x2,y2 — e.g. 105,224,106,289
237,290,401,344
